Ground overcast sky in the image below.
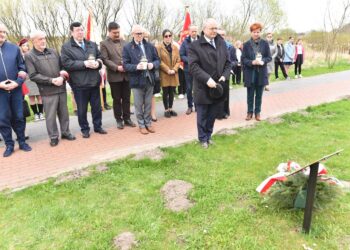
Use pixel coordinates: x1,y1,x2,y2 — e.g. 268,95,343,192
173,0,344,32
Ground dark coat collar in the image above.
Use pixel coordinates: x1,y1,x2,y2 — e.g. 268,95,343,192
32,47,51,55
70,37,92,47
199,31,223,45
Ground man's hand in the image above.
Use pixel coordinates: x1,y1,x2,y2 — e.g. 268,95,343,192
136,63,144,70
147,63,154,70
52,77,64,86
207,78,217,88
84,60,98,69
117,65,124,72
168,70,175,75
0,80,8,90
218,76,225,82
5,80,19,91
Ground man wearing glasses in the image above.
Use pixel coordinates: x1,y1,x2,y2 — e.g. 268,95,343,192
122,25,160,135
188,18,231,149
0,23,32,157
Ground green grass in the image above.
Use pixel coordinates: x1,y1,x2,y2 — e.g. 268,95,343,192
1,99,350,249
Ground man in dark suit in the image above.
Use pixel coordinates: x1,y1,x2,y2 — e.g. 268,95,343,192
180,25,199,115
122,25,160,135
61,22,107,138
188,18,231,149
242,23,272,121
100,22,136,129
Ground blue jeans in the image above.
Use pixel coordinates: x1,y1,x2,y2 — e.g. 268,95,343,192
196,103,221,143
0,88,26,148
72,86,102,133
184,71,193,108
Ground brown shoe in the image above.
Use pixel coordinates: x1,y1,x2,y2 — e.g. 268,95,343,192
265,86,270,91
140,128,149,135
245,113,253,121
255,114,261,121
186,108,193,115
146,126,155,133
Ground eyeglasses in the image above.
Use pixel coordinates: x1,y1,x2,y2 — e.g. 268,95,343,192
164,34,172,38
135,32,143,36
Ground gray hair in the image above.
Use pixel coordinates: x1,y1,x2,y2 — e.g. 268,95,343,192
131,24,144,33
0,23,8,32
29,30,46,39
202,18,218,30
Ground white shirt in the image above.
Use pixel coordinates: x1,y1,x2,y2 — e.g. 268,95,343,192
297,45,303,54
236,48,242,63
204,35,216,48
74,39,84,48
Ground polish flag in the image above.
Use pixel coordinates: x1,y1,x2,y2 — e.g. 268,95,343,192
178,6,191,45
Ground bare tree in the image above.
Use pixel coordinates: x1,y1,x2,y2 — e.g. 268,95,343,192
86,0,124,40
0,0,23,41
323,0,350,68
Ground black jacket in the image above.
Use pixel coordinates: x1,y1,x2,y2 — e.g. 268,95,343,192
61,37,102,89
275,44,285,62
180,35,200,72
25,48,66,96
242,38,272,87
188,33,231,105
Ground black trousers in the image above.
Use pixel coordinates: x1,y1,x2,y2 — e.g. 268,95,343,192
162,86,175,110
110,81,131,122
233,66,242,84
73,86,102,133
294,55,303,75
177,68,186,95
196,102,221,143
218,80,230,118
275,60,288,78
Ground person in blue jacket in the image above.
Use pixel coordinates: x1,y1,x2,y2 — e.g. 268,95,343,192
0,23,32,157
123,25,160,135
242,23,272,121
180,25,199,115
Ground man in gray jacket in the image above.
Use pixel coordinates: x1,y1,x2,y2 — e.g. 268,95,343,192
25,30,76,146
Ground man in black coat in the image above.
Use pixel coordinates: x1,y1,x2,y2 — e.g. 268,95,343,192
242,23,272,121
188,18,231,149
61,22,107,138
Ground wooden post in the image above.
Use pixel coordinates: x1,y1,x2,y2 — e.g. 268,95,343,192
302,162,319,234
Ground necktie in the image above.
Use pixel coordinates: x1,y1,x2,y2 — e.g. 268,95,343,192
139,42,146,56
79,42,85,50
210,40,216,49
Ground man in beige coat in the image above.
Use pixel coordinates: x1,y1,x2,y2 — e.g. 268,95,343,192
100,22,136,129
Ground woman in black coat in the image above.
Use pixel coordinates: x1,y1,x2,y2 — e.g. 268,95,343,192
242,23,272,121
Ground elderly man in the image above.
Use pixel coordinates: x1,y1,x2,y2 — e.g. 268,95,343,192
25,30,76,146
0,23,32,157
100,22,136,129
61,22,107,138
122,25,160,135
188,18,231,149
180,25,199,115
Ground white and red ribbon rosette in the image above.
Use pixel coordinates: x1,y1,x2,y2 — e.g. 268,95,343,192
256,161,328,194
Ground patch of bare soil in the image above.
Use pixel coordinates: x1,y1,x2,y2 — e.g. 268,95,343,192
161,180,194,212
54,169,91,185
113,232,137,250
134,148,165,161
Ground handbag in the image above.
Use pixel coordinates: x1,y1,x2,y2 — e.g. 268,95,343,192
23,99,31,118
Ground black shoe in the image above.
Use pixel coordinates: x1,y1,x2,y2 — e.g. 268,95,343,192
82,132,90,138
3,147,14,157
164,111,171,118
104,103,112,110
117,121,124,129
16,135,30,141
124,119,136,127
61,134,76,141
94,128,107,134
170,110,177,117
19,143,32,152
50,138,59,147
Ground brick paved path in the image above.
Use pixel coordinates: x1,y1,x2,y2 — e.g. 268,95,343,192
1,71,350,191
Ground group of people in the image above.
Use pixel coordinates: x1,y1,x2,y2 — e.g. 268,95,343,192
0,18,305,157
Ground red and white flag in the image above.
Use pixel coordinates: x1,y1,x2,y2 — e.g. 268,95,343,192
178,6,191,45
